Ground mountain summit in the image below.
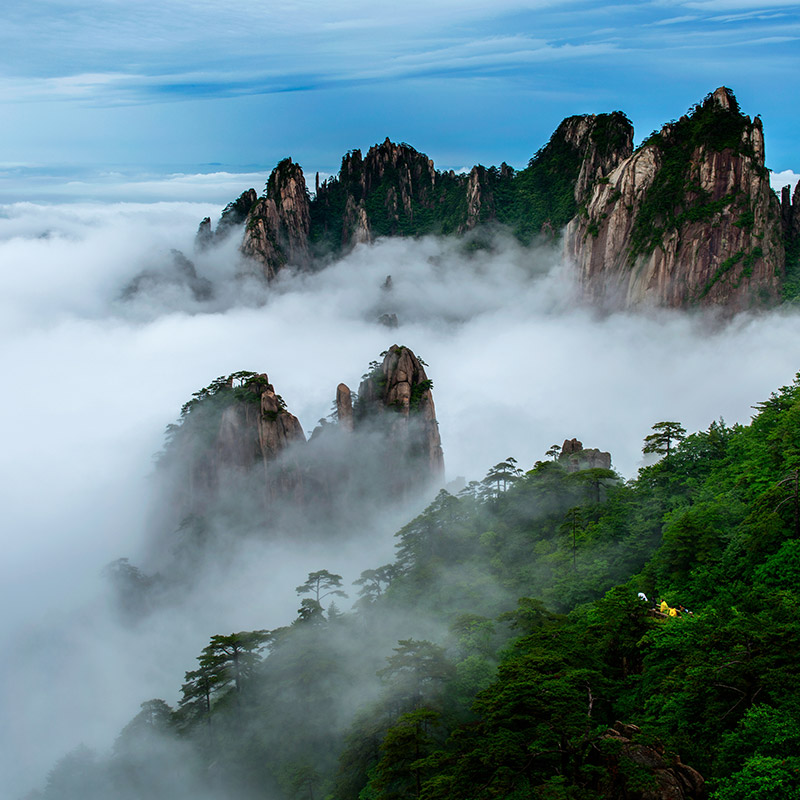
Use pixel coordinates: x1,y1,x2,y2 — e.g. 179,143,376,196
197,87,796,310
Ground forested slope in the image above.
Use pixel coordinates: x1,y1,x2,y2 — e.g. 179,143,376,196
37,374,800,800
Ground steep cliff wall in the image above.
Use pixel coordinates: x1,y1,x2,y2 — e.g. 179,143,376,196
196,188,259,249
161,348,444,535
165,372,306,516
565,87,783,309
241,159,311,280
353,344,445,484
237,114,632,279
215,86,787,308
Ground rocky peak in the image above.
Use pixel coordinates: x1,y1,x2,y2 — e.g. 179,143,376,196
241,159,311,280
165,371,306,516
565,86,783,309
342,139,439,245
589,722,705,799
558,438,612,473
196,188,258,250
464,165,495,231
336,383,354,432
355,345,444,482
573,112,634,205
217,188,259,238
710,85,736,111
160,348,445,543
196,217,213,248
782,180,800,244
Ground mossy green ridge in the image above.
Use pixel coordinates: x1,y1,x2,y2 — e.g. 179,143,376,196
307,113,631,252
57,369,800,800
629,89,757,261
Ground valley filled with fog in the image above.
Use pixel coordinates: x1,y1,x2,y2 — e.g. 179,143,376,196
4,187,800,797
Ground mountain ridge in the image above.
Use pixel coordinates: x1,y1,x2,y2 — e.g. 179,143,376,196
198,86,797,311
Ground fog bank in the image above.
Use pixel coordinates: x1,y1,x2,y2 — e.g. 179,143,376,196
3,198,800,796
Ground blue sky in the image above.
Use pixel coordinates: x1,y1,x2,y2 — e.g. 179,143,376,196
0,0,798,194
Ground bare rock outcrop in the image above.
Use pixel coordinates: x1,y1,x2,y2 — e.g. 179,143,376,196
565,87,783,309
173,373,306,515
556,112,634,206
196,188,259,250
590,722,706,799
242,159,311,280
319,138,440,247
336,383,354,433
161,348,444,539
355,345,445,485
558,438,612,473
781,180,800,244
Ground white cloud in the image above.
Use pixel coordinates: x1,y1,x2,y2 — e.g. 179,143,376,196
771,168,800,192
0,171,265,204
5,196,800,796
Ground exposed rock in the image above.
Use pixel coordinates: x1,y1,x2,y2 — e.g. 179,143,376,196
462,165,495,231
783,180,800,245
161,348,444,538
558,438,612,472
242,160,311,280
336,383,354,433
355,345,445,487
794,182,800,244
214,86,789,308
565,87,783,309
216,188,259,240
589,722,706,799
195,189,258,250
555,112,634,206
183,373,306,512
196,217,213,249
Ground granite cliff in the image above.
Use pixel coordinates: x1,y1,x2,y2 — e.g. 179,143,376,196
160,346,444,539
200,86,792,310
565,87,783,309
221,113,632,281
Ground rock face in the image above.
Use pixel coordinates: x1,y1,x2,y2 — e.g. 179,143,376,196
173,373,306,514
162,347,444,535
209,86,789,308
336,383,354,433
782,180,800,247
589,722,706,799
196,189,259,249
353,344,445,485
233,115,632,280
558,438,612,473
557,112,635,206
241,159,311,280
565,87,783,309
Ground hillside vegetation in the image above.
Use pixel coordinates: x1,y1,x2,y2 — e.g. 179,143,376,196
39,374,800,800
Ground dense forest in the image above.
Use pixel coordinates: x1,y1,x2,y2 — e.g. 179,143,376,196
34,369,800,800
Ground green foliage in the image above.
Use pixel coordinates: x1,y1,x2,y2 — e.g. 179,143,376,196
409,379,433,411
65,370,800,800
629,90,754,260
309,114,631,252
642,420,686,459
161,370,271,457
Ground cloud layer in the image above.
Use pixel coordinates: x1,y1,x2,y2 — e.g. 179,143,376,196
4,198,800,796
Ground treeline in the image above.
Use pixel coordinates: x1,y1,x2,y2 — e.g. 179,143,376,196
37,375,800,799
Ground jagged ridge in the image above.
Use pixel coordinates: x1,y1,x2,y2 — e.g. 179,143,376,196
199,86,798,310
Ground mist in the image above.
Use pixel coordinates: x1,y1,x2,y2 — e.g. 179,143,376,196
4,192,800,797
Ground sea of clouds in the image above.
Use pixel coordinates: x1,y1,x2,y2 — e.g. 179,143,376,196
3,177,800,796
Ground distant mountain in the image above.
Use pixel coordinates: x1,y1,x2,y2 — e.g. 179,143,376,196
200,86,799,310
155,345,444,557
